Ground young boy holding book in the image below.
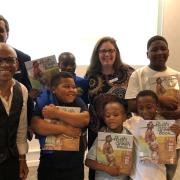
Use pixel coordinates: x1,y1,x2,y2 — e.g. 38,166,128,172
85,94,131,180
125,90,179,180
31,71,89,180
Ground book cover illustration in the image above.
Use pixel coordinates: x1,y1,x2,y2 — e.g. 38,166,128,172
43,106,81,151
138,120,177,164
148,75,179,99
97,132,133,175
25,55,59,90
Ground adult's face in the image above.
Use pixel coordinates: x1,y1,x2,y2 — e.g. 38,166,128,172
147,40,169,71
98,41,116,68
0,43,18,82
0,20,8,43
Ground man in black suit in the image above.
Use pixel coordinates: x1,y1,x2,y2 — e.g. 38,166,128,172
0,15,33,140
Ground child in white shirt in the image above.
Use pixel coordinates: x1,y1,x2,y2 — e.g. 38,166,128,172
85,94,130,180
124,90,177,180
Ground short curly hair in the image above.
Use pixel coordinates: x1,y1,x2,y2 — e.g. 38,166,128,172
147,35,168,50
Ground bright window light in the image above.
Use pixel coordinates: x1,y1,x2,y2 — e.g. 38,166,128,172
1,0,159,65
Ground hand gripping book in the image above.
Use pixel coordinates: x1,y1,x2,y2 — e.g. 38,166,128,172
137,120,177,164
25,55,59,90
97,132,133,175
43,106,80,151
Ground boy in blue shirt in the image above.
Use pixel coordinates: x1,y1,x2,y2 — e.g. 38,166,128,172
31,71,89,180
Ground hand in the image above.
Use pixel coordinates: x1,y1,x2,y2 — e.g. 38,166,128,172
19,160,29,180
29,88,41,99
27,127,33,141
42,104,59,119
64,125,81,138
159,96,178,111
159,107,180,119
170,123,180,135
105,165,120,176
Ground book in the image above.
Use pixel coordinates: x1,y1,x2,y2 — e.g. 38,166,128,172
148,75,179,99
25,55,59,90
137,120,177,164
97,132,133,175
43,106,81,151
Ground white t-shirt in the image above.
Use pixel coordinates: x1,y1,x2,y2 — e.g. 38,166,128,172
125,66,180,99
124,116,166,180
125,65,180,148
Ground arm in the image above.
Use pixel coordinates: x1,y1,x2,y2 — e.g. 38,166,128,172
85,139,120,176
16,85,28,180
31,116,81,137
125,70,141,113
42,104,89,128
85,159,119,176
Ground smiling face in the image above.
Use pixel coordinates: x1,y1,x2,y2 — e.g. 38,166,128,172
98,41,116,69
104,102,126,133
0,43,18,82
52,77,77,103
137,95,158,120
147,40,169,71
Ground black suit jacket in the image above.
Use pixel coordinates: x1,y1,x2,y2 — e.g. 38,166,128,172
14,48,32,90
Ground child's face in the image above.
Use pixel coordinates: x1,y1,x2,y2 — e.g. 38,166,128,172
60,64,76,74
52,77,77,103
147,40,169,71
137,96,158,120
104,102,126,133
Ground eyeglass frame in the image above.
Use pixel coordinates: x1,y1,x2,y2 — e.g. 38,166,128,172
0,57,18,65
98,48,116,55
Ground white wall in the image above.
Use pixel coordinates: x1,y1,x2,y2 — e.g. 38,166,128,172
162,0,180,71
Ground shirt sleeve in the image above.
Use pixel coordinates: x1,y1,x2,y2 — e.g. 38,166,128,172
16,84,29,155
125,69,142,99
86,138,97,161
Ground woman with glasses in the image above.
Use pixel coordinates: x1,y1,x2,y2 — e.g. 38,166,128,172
85,36,134,180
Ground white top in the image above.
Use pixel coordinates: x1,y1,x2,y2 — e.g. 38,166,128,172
124,116,167,180
0,79,28,155
86,128,129,180
125,66,180,99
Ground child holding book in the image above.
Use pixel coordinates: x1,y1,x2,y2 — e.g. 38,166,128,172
85,94,131,180
125,90,179,180
31,71,89,180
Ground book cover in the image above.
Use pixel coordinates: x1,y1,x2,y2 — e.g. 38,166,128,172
25,55,59,90
138,120,177,164
43,106,80,151
97,132,133,175
148,75,179,99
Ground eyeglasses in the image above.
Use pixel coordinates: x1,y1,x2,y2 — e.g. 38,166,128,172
0,57,17,65
98,48,116,55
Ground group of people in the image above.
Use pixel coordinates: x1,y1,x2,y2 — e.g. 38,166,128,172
0,14,180,180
